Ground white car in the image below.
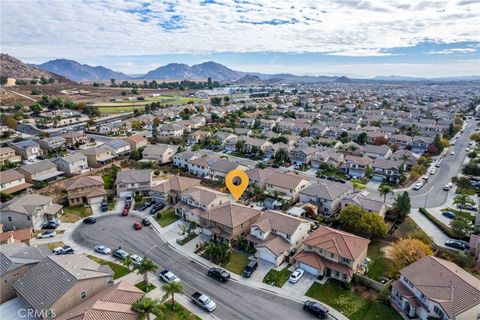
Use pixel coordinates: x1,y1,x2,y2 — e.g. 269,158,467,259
289,268,305,284
37,231,56,239
450,150,455,155
159,269,180,283
413,182,424,190
466,148,470,152
130,254,143,265
95,245,112,255
429,168,436,175
443,183,453,191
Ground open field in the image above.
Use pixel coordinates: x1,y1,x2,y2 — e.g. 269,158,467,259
95,95,203,114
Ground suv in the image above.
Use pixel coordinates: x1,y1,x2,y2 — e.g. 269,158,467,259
100,199,108,212
125,194,133,203
242,260,258,278
443,183,453,191
445,240,469,251
208,267,231,282
150,203,165,214
52,245,74,255
83,217,97,224
113,249,129,260
303,301,329,319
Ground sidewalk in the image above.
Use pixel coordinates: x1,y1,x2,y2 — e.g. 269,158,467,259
409,208,451,247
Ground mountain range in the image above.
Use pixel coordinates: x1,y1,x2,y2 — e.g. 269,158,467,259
39,59,129,82
0,54,73,83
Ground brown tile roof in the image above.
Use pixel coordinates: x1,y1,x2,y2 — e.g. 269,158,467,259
0,228,33,244
153,175,202,193
303,226,370,261
64,176,104,191
124,134,146,143
246,168,276,183
295,250,354,276
201,203,261,229
182,186,228,206
265,172,310,189
400,256,480,318
255,233,291,256
252,210,307,236
0,169,25,184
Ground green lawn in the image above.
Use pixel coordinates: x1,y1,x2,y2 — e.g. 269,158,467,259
61,205,92,223
366,240,392,282
135,280,156,293
96,96,202,114
87,255,132,280
221,251,250,275
156,208,180,227
393,216,433,246
306,281,402,320
263,267,292,287
157,301,201,320
442,208,476,223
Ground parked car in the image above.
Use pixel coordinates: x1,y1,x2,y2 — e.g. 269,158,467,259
242,260,258,278
141,218,151,226
191,292,216,312
443,183,453,191
122,208,129,216
450,150,455,155
83,217,97,224
303,301,329,319
37,230,56,239
413,182,424,190
125,194,133,203
445,240,469,250
113,249,129,260
52,245,74,255
442,211,456,219
457,204,478,211
344,174,352,180
289,268,305,284
41,220,59,229
429,168,436,175
159,270,180,283
133,222,142,230
150,203,165,214
334,178,346,184
130,254,143,265
124,202,131,210
95,245,111,255
100,199,108,212
207,267,231,282
435,162,441,168
138,202,152,211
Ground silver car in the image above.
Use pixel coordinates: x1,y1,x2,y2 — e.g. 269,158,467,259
95,245,112,255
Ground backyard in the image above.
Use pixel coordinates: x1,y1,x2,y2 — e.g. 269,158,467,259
156,208,180,227
263,267,292,287
87,255,132,279
61,205,92,222
366,240,392,282
306,281,402,320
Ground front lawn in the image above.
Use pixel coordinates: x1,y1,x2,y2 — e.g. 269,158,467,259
61,205,92,223
156,208,179,227
366,240,392,282
135,280,156,293
47,241,64,250
442,208,476,223
156,301,201,320
263,267,292,287
220,251,250,275
87,255,131,279
306,281,402,320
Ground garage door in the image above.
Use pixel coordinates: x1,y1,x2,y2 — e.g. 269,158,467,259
299,262,320,276
89,196,105,204
258,247,277,265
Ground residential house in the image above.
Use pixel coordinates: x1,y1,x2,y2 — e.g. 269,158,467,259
80,145,116,168
0,194,63,231
212,131,237,147
187,130,210,145
0,147,21,165
340,155,373,178
234,128,252,136
311,151,344,169
0,243,45,303
64,176,107,206
175,186,230,224
264,143,293,158
55,152,89,175
37,136,66,152
390,134,413,149
290,146,318,165
115,169,152,197
391,150,416,170
342,192,390,217
236,136,272,153
299,181,351,215
63,132,90,149
150,175,201,204
247,210,310,266
364,144,392,159
239,118,256,128
246,168,276,189
309,124,329,137
372,158,404,183
12,255,114,318
265,172,311,200
341,141,365,156
391,256,480,320
0,169,31,194
10,140,43,161
295,226,370,283
17,160,63,184
411,136,434,154
209,159,247,180
173,151,200,170
199,203,261,241
157,123,184,137
55,280,144,320
123,134,147,150
104,139,131,157
259,119,276,131
98,121,129,135
141,144,178,164
187,155,212,178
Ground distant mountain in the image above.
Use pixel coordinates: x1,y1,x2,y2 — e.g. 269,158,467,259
141,63,196,80
38,59,130,82
333,76,353,83
141,61,242,81
0,53,73,83
190,61,242,81
234,74,265,85
373,75,428,81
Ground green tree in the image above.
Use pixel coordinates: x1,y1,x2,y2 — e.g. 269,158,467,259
0,192,13,202
210,97,222,106
453,193,474,213
339,131,350,143
132,297,162,320
351,179,367,191
274,148,289,162
235,140,245,153
357,132,368,145
133,257,158,286
31,88,42,95
2,115,17,129
0,75,7,85
162,281,184,310
470,133,480,143
123,256,133,270
450,216,471,238
299,128,309,137
337,205,387,238
392,191,411,220
378,184,393,203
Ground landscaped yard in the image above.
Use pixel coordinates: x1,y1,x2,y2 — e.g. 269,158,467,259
61,205,92,222
220,251,250,275
366,240,392,282
306,281,402,320
156,301,201,320
156,208,180,227
135,280,156,293
393,216,433,246
442,208,476,223
47,241,64,250
263,267,292,287
87,255,132,279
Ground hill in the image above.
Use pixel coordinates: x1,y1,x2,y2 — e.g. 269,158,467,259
39,59,130,82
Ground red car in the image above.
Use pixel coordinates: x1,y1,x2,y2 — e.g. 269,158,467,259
133,222,142,230
122,208,129,216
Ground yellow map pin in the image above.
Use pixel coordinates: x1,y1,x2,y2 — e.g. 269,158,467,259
225,169,249,201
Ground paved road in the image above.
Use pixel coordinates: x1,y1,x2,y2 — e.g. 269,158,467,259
72,215,320,320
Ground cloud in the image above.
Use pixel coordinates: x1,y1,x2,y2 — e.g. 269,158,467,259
426,48,478,54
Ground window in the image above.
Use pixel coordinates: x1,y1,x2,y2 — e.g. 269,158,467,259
27,216,31,221
8,217,12,222
330,252,334,258
433,306,444,318
286,234,290,239
420,293,426,301
335,271,340,278
81,291,87,299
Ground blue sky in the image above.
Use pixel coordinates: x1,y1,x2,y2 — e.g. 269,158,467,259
1,0,479,77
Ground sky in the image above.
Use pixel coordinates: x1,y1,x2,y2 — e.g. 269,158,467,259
1,0,480,78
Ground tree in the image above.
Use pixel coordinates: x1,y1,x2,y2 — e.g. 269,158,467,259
351,179,367,191
132,88,139,95
378,184,393,203
391,191,411,220
2,115,17,129
337,205,387,238
204,241,230,264
123,256,133,270
470,133,480,143
235,140,245,153
133,257,158,286
453,193,474,213
339,131,350,143
357,132,368,145
132,297,162,320
162,281,184,310
0,75,7,85
390,238,432,275
299,128,309,137
0,192,13,202
274,148,289,163
364,165,374,178
450,216,471,238
210,97,222,106
31,88,42,95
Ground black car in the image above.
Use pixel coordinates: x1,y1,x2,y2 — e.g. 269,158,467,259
208,267,231,282
326,176,335,181
150,203,165,214
335,178,346,184
42,221,59,229
303,301,329,319
83,217,97,224
445,240,469,250
242,260,258,278
138,202,152,211
100,199,108,212
142,218,151,226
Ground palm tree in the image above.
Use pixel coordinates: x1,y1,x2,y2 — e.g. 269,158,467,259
134,257,158,286
132,297,162,320
162,281,184,310
123,256,133,270
378,184,393,203
453,193,474,213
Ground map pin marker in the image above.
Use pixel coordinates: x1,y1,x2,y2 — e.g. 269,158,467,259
225,169,249,201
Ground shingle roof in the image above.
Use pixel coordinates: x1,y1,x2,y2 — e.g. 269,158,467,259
115,170,151,185
0,243,45,276
265,172,310,189
19,159,56,174
152,176,201,193
201,203,261,229
300,181,350,200
209,159,240,173
1,194,54,215
252,210,307,236
182,186,227,205
0,169,25,184
58,152,87,164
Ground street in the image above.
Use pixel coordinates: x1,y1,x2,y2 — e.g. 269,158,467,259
72,215,320,320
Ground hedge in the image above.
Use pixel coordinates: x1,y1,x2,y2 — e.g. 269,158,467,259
418,208,469,241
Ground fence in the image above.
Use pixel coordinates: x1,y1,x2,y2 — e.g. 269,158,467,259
353,273,391,292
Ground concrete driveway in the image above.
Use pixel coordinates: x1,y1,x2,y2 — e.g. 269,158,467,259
246,259,273,283
282,271,317,296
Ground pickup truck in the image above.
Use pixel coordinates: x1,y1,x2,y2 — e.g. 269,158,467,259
191,292,216,312
159,270,180,283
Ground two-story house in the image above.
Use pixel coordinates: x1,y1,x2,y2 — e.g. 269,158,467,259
141,144,178,164
311,151,344,169
247,210,310,266
150,176,201,204
175,186,230,224
342,192,390,217
0,194,63,231
246,168,276,189
340,155,373,178
55,152,89,175
391,256,480,320
64,176,107,206
372,158,404,183
10,140,43,161
290,147,319,165
187,130,211,145
104,139,131,157
37,136,66,152
17,160,64,185
264,172,311,201
299,181,351,216
411,136,434,154
187,155,212,177
157,123,184,137
115,169,152,197
173,151,200,170
62,132,90,149
0,147,21,165
364,144,392,159
80,144,116,168
390,134,413,149
0,169,31,195
123,134,147,150
208,159,247,181
295,226,370,283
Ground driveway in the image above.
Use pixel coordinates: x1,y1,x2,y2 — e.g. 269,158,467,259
282,272,317,296
409,209,452,247
243,259,273,284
